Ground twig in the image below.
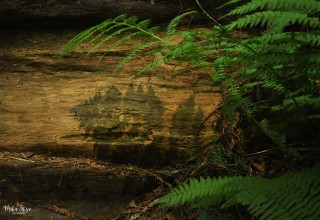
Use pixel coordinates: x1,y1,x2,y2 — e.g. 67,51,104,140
58,169,64,187
245,146,284,156
127,166,172,189
8,156,35,163
235,205,243,220
195,0,222,26
245,143,317,156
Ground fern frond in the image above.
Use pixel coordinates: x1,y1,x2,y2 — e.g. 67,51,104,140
224,88,255,120
167,11,197,36
258,119,285,147
61,24,104,57
61,14,168,58
135,59,163,77
88,22,122,45
116,41,158,69
228,0,320,16
217,0,242,10
89,26,134,54
98,31,144,62
272,95,320,112
154,176,239,206
227,11,320,31
62,12,208,75
154,165,320,220
113,14,128,22
254,32,320,47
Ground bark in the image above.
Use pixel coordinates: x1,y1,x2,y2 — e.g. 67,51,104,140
0,0,223,28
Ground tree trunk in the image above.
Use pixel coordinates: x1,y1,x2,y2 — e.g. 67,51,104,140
0,0,225,28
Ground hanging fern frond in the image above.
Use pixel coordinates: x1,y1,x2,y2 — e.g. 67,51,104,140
62,25,104,56
227,11,320,31
217,0,242,10
98,31,144,62
135,59,164,77
61,11,200,75
154,165,320,220
228,0,320,16
167,11,197,36
116,41,158,69
61,14,169,58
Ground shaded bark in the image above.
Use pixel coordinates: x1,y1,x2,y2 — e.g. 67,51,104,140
0,0,219,28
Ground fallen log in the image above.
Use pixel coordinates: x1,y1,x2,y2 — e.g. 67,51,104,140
0,29,221,166
0,0,224,28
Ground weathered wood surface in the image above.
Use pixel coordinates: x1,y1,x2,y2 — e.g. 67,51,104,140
0,29,221,166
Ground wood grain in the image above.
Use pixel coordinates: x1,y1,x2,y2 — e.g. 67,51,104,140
0,30,222,166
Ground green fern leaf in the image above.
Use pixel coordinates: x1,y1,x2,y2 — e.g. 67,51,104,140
88,26,134,54
217,0,242,10
227,11,320,32
228,0,320,16
62,14,167,59
116,41,158,69
155,165,320,220
258,119,285,147
167,11,197,36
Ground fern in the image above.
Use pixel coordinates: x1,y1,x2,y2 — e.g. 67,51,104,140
116,41,158,69
209,0,320,147
228,0,320,15
226,0,320,33
167,11,197,36
154,165,320,220
61,12,199,76
61,14,170,58
258,119,285,147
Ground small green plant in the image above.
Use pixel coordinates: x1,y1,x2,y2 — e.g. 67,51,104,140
153,164,320,219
